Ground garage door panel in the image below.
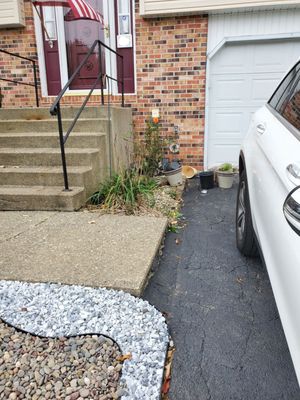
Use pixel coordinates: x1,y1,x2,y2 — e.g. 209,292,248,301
251,74,283,103
210,44,251,74
252,42,297,73
207,141,242,166
209,111,244,138
210,76,248,106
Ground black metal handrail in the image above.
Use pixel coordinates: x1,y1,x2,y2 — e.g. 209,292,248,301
50,39,124,191
0,49,39,107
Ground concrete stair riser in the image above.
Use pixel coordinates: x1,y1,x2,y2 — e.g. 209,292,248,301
0,167,92,188
0,132,106,149
0,107,111,120
0,186,86,211
0,118,108,133
0,148,104,167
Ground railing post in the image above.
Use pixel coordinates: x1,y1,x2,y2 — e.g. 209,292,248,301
33,61,39,108
98,41,104,105
121,56,124,107
56,102,70,191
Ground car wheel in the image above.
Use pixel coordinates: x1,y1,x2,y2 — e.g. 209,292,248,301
236,171,258,257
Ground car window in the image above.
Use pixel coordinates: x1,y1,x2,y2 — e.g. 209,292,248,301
269,62,300,112
280,78,300,130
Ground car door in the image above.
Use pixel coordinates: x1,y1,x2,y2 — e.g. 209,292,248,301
244,61,300,383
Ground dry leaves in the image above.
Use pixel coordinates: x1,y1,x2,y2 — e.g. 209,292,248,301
116,353,132,362
161,341,176,399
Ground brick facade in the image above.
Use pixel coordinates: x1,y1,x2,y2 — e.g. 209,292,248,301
0,0,208,168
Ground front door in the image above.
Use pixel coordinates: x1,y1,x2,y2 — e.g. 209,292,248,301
64,0,105,90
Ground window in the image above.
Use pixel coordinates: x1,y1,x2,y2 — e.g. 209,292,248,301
269,61,300,131
281,79,300,131
118,0,131,35
269,62,300,113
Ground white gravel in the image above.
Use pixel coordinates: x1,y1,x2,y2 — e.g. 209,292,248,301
0,281,169,400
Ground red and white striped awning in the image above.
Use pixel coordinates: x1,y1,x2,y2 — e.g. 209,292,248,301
31,0,104,24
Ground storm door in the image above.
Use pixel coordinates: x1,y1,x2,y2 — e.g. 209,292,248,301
64,0,105,90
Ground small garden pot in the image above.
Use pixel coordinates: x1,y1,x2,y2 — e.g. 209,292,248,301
164,167,183,187
217,171,235,189
199,171,214,189
182,165,197,179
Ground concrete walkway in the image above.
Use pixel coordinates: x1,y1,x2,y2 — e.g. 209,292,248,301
0,211,167,296
144,180,300,400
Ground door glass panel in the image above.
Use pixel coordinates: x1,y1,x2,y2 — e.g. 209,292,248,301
117,0,130,34
118,0,129,14
43,7,57,40
64,0,105,90
119,15,130,34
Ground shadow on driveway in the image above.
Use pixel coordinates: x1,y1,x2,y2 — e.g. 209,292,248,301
143,180,300,400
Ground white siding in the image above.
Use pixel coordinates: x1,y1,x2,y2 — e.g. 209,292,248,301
208,8,300,53
140,0,300,16
0,0,25,28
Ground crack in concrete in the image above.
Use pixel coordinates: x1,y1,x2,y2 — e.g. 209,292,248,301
0,213,58,244
198,330,212,400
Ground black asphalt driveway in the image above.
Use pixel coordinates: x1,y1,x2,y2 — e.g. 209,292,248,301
143,180,300,400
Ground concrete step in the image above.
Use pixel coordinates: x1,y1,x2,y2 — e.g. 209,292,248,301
0,118,108,133
0,148,101,167
0,132,106,148
0,185,86,211
0,166,92,187
0,106,111,120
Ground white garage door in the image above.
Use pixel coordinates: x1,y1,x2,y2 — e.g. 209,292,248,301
206,40,300,167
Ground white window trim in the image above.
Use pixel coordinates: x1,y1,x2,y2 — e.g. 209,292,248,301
33,6,48,97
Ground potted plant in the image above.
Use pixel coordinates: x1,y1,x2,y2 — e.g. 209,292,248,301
216,163,236,189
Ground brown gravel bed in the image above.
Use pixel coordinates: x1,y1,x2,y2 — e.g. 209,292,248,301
0,320,123,400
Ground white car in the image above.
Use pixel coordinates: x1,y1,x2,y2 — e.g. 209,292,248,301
236,60,300,385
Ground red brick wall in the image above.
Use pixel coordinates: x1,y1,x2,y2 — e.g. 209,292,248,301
0,0,38,108
133,3,208,168
0,0,208,168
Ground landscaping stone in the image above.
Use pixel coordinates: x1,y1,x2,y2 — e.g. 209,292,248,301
0,320,122,400
0,281,169,400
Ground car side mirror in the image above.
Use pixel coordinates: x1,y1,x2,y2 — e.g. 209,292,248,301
283,187,300,235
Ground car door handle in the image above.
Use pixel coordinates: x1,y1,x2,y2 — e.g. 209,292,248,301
256,123,266,135
287,163,300,181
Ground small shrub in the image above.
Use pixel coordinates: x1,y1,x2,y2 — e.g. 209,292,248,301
218,163,233,172
134,119,166,177
89,169,158,214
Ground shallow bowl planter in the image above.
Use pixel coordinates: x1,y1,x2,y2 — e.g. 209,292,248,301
164,167,183,186
217,170,235,189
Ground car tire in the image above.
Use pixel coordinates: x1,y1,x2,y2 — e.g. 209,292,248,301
236,170,258,257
